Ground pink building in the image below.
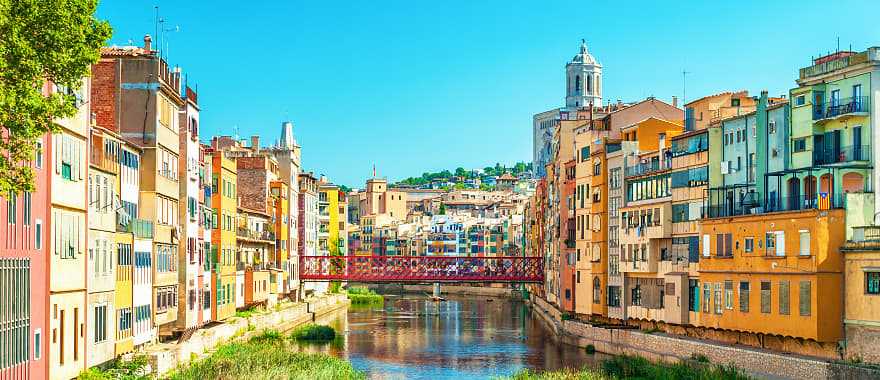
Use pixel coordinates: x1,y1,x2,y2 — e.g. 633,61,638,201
0,132,50,379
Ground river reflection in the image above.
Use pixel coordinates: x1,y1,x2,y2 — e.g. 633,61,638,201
298,294,605,380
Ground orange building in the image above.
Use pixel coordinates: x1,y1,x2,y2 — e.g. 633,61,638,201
698,209,846,354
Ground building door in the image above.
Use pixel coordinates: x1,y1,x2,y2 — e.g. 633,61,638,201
726,191,735,216
853,126,863,160
787,178,801,210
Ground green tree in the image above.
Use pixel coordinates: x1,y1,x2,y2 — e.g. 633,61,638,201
0,0,111,193
454,167,467,178
438,203,446,215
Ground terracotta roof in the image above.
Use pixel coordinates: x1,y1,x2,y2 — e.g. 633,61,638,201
100,46,153,57
498,173,517,181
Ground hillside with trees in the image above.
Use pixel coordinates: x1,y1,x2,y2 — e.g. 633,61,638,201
395,161,532,187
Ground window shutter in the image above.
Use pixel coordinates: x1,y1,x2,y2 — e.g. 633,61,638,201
702,235,710,257
799,281,811,316
776,231,785,256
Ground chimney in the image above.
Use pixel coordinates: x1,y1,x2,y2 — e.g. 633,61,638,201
144,34,152,52
251,135,260,150
672,96,678,108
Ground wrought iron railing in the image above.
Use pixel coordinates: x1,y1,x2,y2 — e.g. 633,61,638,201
813,96,870,120
625,159,671,178
813,145,871,165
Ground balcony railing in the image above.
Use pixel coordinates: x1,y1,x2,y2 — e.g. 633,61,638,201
813,96,870,120
707,193,846,218
128,218,153,239
236,228,275,242
813,145,871,165
625,159,671,178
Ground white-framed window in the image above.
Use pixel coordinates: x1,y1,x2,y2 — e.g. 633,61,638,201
702,234,710,257
93,304,108,343
799,230,810,256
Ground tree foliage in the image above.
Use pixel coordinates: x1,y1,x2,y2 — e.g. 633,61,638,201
396,161,532,187
0,0,111,193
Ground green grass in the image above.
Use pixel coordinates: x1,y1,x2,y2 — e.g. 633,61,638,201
235,306,261,318
77,355,151,380
499,355,750,380
290,323,337,342
346,286,384,305
167,330,363,380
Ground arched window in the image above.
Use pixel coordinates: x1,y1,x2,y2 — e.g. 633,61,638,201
593,277,601,304
575,75,581,93
586,74,592,93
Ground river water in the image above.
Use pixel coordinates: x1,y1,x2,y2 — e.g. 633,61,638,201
299,293,605,380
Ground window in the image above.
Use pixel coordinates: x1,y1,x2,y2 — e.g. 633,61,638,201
768,120,777,134
0,258,31,368
724,281,734,310
760,281,771,314
631,285,642,306
35,141,43,168
744,237,754,253
793,138,807,152
34,329,41,360
7,191,16,224
702,234,710,257
779,281,790,315
799,230,810,256
593,277,601,304
866,272,880,295
731,98,741,107
795,95,806,106
799,281,811,316
93,304,107,342
739,281,750,312
607,286,621,307
766,231,784,256
688,280,699,312
713,283,722,314
702,283,711,313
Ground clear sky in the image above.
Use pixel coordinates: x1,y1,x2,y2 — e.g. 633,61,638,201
96,0,880,188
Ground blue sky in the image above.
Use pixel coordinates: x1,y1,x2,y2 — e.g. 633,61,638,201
96,0,880,188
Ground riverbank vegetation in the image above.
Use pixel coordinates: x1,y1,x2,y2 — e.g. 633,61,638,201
503,355,749,380
346,286,384,305
77,356,150,380
290,323,337,342
167,330,363,380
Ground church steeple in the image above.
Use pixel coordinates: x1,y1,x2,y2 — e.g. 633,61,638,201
280,121,296,149
565,39,602,109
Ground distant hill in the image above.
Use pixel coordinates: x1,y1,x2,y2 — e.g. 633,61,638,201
395,161,532,188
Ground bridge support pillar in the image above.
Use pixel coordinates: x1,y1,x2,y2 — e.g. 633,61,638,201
432,283,441,299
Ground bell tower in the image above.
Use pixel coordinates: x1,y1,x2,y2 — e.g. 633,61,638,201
565,39,602,109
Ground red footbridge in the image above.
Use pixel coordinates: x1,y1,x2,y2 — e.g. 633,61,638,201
299,255,544,283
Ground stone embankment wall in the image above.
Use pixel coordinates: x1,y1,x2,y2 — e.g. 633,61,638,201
530,296,880,380
146,294,349,376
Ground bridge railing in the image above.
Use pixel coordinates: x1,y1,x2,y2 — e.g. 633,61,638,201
299,255,544,283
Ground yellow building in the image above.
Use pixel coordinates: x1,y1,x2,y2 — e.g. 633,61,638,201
271,181,290,296
319,182,341,255
699,210,845,356
209,150,237,321
49,78,90,380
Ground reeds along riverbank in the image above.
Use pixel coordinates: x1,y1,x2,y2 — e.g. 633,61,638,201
346,286,384,305
166,330,363,380
501,355,750,380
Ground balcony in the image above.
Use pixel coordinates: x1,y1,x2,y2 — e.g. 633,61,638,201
812,96,870,121
236,228,275,242
813,145,871,165
707,192,846,218
124,218,153,239
625,159,671,178
844,225,880,251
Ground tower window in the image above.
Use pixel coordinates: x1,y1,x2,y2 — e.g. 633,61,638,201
575,75,581,92
587,75,592,93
